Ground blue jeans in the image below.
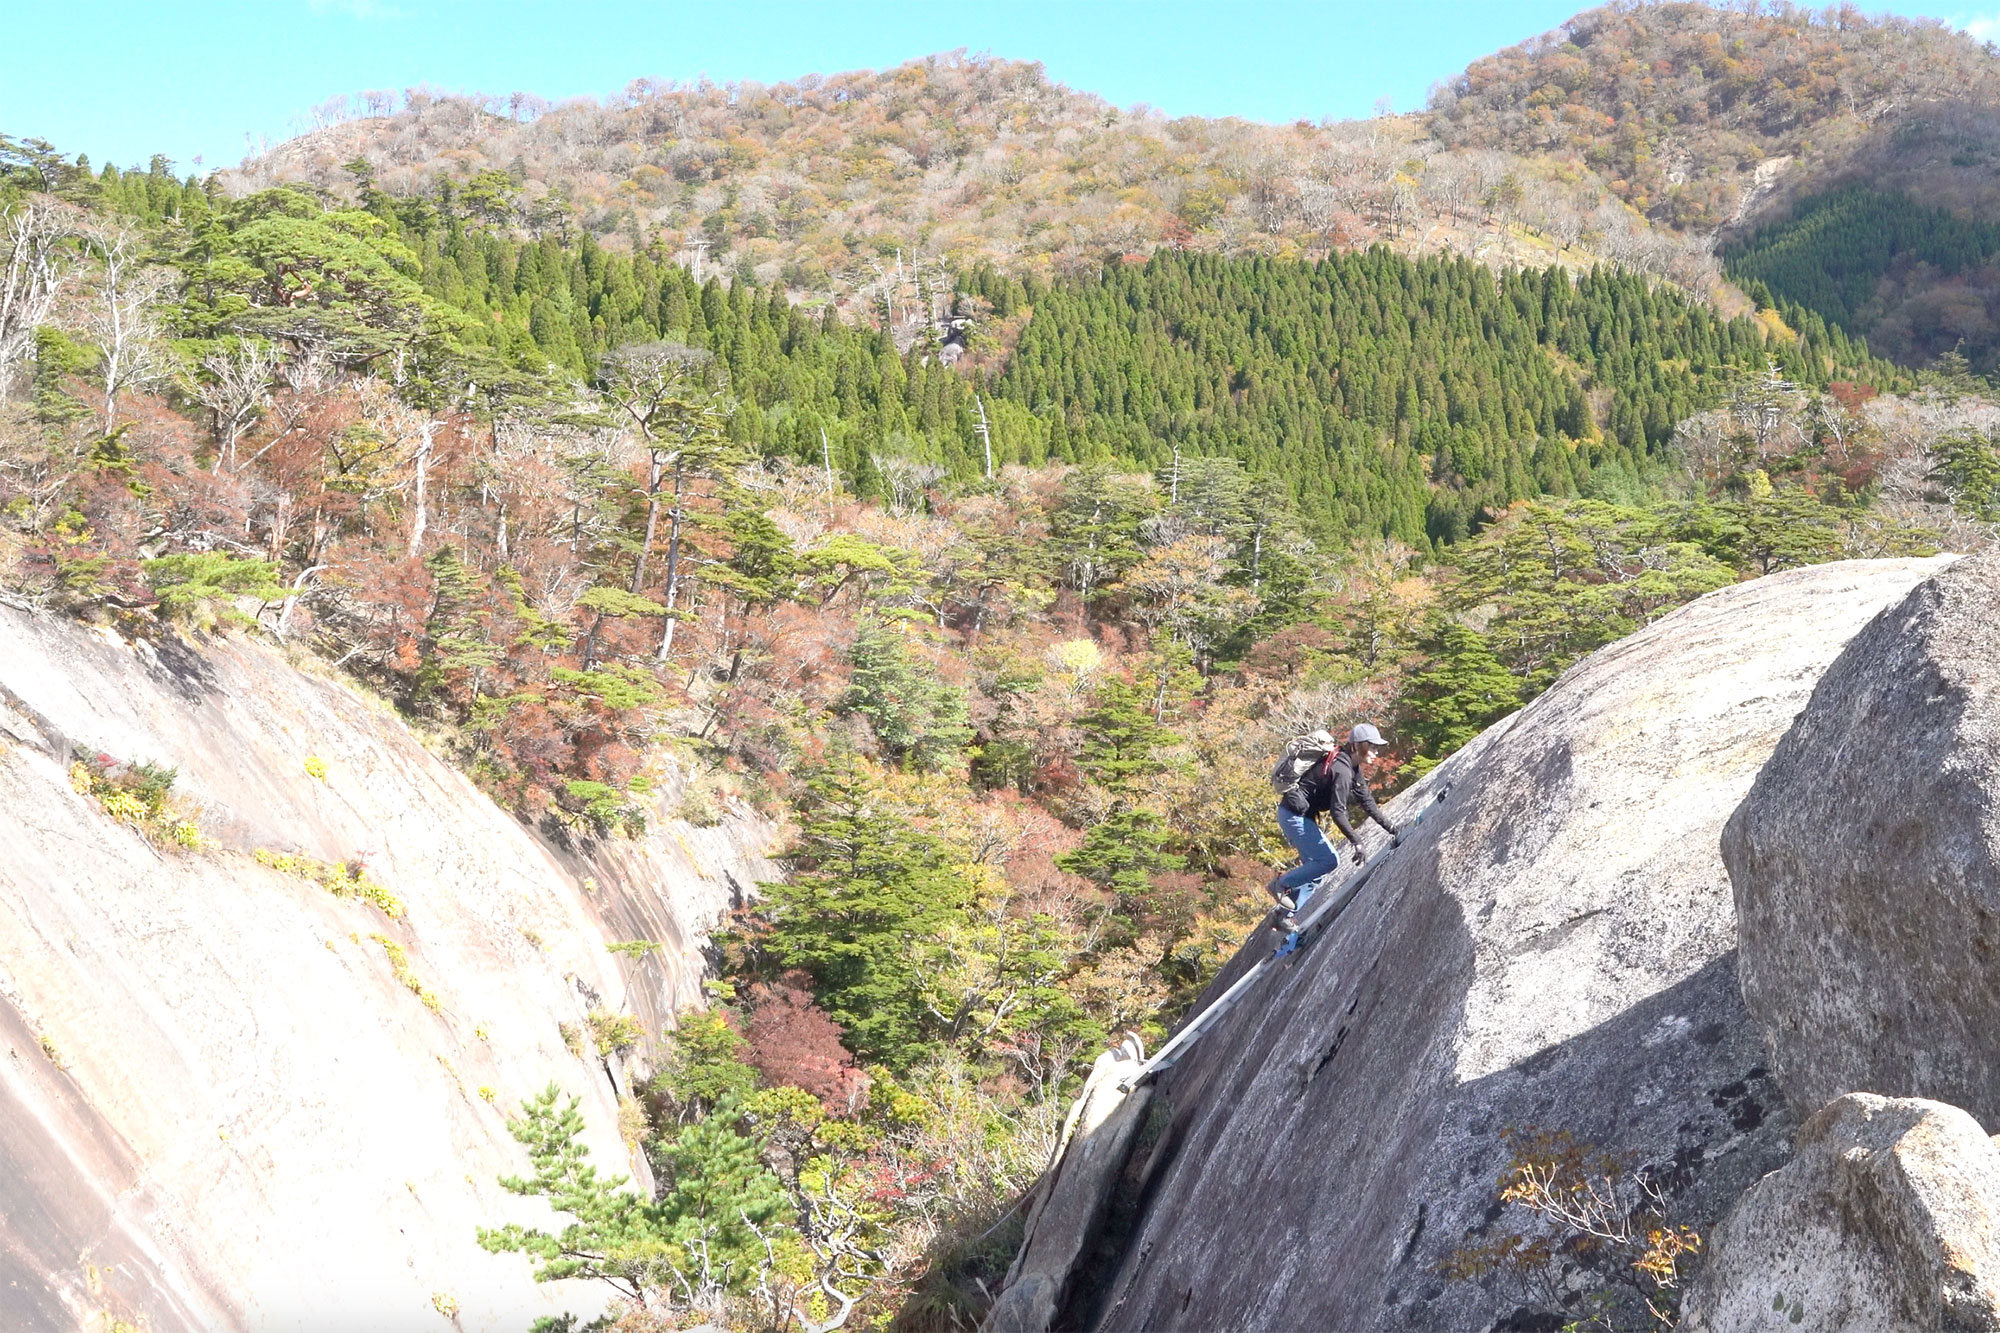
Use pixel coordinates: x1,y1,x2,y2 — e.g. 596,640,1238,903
1275,803,1340,897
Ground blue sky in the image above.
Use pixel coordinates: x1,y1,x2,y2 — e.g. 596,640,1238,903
1,0,1991,173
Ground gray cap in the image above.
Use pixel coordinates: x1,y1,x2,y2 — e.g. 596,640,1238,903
1349,722,1387,746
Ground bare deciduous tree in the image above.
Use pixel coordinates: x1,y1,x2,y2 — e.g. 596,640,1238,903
1294,172,1343,246
0,198,73,400
872,452,946,516
80,225,170,433
1423,157,1477,223
191,340,279,472
598,341,735,660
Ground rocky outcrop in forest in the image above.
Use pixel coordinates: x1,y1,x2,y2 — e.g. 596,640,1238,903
0,608,776,1332
989,556,1954,1332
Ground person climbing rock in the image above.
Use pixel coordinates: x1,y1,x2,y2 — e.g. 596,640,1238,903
1266,722,1400,912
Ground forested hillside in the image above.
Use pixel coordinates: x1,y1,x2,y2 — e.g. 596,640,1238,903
1427,2,2000,374
993,252,1883,544
33,145,1888,544
1427,1,1997,231
5,119,1992,1327
1725,186,2000,373
227,46,1720,302
220,3,2000,385
222,4,2000,312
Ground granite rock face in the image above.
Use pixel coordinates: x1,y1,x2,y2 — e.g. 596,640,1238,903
1684,1093,2000,1333
1726,549,2000,1129
1070,558,1952,1333
0,608,777,1331
983,1041,1151,1333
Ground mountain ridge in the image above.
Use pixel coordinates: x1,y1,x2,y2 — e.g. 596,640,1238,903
221,2,2000,371
221,41,1718,305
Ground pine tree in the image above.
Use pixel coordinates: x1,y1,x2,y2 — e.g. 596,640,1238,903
1400,617,1523,766
759,756,977,1064
478,1084,788,1308
841,620,974,772
1055,807,1186,903
1932,428,2000,522
419,546,502,704
1718,473,1845,575
1074,677,1177,792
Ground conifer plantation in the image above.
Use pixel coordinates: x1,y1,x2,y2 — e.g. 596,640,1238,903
1725,185,2000,372
0,108,1990,1328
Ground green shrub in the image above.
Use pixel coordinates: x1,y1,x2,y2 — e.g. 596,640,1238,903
142,553,286,625
586,1009,645,1055
69,753,209,851
371,933,442,1012
559,779,646,837
254,849,405,917
606,939,662,959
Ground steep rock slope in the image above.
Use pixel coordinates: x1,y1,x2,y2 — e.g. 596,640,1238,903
0,608,776,1332
1075,556,1951,1332
1726,549,2000,1129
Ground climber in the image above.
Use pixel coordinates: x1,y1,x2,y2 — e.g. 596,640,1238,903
1266,723,1400,913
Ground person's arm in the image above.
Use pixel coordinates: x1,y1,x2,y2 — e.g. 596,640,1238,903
1326,760,1362,845
1353,768,1398,835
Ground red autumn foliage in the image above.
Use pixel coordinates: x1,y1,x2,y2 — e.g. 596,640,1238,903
742,970,869,1112
1240,622,1337,679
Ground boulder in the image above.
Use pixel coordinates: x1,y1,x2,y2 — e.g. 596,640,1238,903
1054,557,1951,1332
1684,1093,2000,1332
1725,549,2000,1126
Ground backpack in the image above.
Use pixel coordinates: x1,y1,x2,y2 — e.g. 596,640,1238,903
1269,729,1339,795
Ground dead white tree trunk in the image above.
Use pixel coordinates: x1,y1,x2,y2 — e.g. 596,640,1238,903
0,198,71,400
655,453,688,662
976,395,994,479
274,564,327,640
406,418,437,558
83,225,167,434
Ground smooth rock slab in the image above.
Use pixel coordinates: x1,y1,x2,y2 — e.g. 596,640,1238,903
0,609,777,1331
1684,1093,2000,1333
1078,559,1952,1333
984,1042,1151,1333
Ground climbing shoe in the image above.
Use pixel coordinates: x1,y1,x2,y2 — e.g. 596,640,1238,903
1264,875,1295,913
